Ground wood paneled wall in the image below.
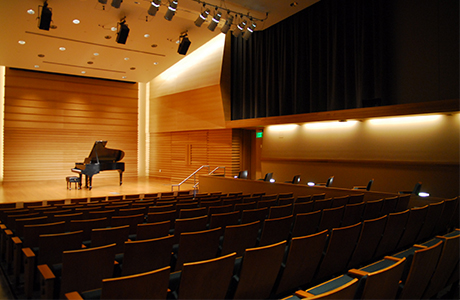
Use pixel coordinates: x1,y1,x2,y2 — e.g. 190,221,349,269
149,129,236,185
4,68,138,182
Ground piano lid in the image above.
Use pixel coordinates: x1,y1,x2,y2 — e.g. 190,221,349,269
84,140,125,164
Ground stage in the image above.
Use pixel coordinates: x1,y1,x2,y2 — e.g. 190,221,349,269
0,177,196,205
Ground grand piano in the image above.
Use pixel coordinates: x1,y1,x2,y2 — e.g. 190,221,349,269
71,141,125,190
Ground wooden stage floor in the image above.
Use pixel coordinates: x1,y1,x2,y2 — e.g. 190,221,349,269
0,177,196,205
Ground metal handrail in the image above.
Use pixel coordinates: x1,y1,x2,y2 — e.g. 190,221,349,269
171,165,226,192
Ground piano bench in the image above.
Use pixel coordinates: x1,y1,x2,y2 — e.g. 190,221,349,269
66,176,81,190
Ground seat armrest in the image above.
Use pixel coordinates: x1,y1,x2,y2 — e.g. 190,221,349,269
38,264,56,300
65,291,84,300
23,247,36,299
295,290,315,298
348,268,368,278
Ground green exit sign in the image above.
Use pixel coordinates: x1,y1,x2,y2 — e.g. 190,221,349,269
256,132,263,138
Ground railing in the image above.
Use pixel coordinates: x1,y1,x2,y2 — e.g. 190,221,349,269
171,165,226,192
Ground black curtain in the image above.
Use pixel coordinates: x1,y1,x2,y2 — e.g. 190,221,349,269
231,0,385,120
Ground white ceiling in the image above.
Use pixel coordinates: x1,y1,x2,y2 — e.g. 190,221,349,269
0,0,319,83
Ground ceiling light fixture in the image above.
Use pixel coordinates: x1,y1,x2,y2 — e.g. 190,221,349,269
111,0,122,9
164,0,178,21
116,18,130,44
243,21,256,40
98,0,107,4
38,1,52,31
27,9,35,14
177,32,191,55
148,0,161,16
232,20,246,38
207,11,222,31
73,19,80,24
194,7,210,27
221,14,233,34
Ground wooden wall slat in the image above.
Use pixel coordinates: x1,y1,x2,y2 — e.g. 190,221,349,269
3,68,138,182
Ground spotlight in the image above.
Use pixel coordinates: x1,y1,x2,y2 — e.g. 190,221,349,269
243,21,256,40
194,8,210,27
221,15,233,34
98,0,108,4
116,20,130,44
164,0,178,21
148,0,161,16
207,11,222,31
232,20,246,38
38,1,52,31
177,33,191,55
111,0,122,8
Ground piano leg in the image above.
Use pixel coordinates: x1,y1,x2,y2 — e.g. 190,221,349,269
78,174,83,189
88,176,93,190
119,171,123,186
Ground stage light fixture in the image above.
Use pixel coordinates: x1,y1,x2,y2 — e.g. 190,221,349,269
232,20,246,38
194,8,210,27
221,15,233,34
164,0,178,21
243,21,256,40
98,0,108,4
116,19,130,44
177,32,191,55
207,11,222,31
148,0,161,16
38,1,52,31
111,0,122,8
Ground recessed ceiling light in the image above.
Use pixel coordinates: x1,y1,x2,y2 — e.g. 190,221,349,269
111,27,117,31
34,65,39,68
59,47,66,51
94,53,99,56
87,61,94,64
18,40,26,45
122,76,127,79
73,19,80,24
81,71,86,74
151,44,158,48
144,34,150,38
124,57,129,61
38,54,45,58
153,62,158,65
130,67,136,70
27,9,35,14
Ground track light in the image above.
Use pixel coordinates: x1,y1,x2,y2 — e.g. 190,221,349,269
148,0,161,16
221,15,233,34
243,21,256,40
116,19,129,44
194,8,210,27
164,0,178,21
111,0,122,8
232,20,246,38
98,0,108,4
177,33,191,55
38,1,52,31
207,11,222,31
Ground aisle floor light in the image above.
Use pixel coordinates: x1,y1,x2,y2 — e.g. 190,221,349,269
221,15,233,34
195,8,210,27
165,0,178,21
148,0,161,16
208,11,222,31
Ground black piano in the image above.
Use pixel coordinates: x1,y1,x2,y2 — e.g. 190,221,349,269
72,141,125,190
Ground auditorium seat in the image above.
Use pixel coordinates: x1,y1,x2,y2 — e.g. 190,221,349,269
340,202,365,227
257,198,278,209
268,203,293,219
395,194,411,212
178,207,207,219
54,212,84,232
415,201,444,243
240,207,268,224
330,195,349,208
220,221,260,257
373,209,410,259
23,230,84,298
317,206,344,232
117,207,146,217
314,222,361,282
274,230,328,297
146,210,176,230
172,215,208,245
347,256,406,299
312,198,332,211
69,217,110,242
395,205,428,251
361,199,383,221
208,211,240,236
432,196,458,236
294,195,312,203
174,227,221,271
287,275,358,300
39,243,116,299
121,235,174,276
111,214,145,236
228,240,286,299
91,225,130,257
347,215,387,269
348,193,365,204
391,240,443,299
207,203,234,216
258,215,293,247
172,253,236,299
135,221,170,240
292,201,314,215
380,196,398,216
311,193,326,201
291,210,321,238
87,210,115,223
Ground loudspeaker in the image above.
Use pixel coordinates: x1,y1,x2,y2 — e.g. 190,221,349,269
177,37,191,55
116,23,130,44
39,5,52,30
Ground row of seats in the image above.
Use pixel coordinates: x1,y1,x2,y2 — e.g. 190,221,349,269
0,192,458,299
